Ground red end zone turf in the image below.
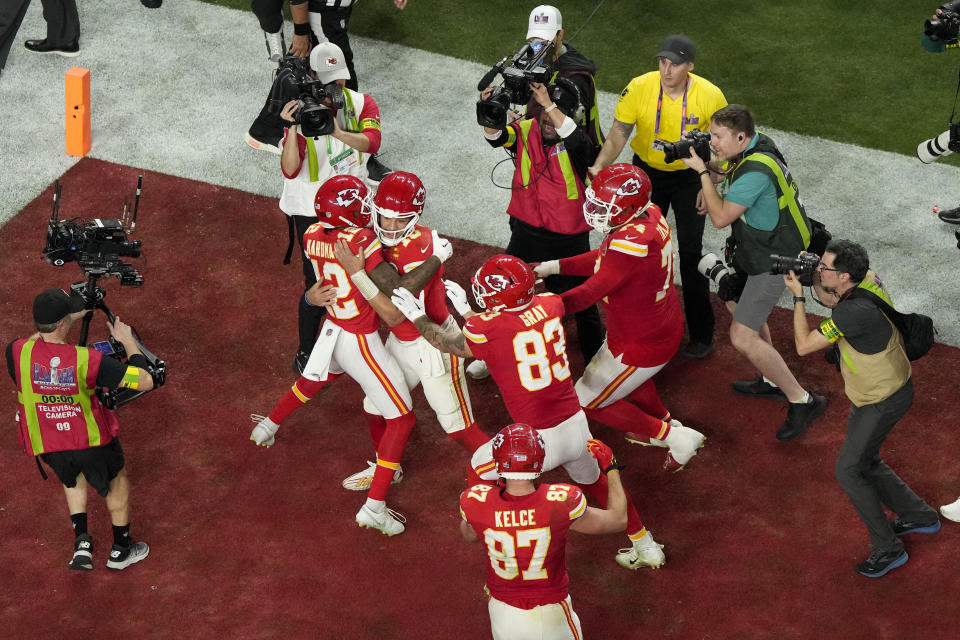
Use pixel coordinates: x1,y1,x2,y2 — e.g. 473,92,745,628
0,158,958,639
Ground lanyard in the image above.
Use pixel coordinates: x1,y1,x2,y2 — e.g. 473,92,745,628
654,77,690,136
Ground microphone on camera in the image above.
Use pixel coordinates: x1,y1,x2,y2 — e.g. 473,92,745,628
477,56,508,92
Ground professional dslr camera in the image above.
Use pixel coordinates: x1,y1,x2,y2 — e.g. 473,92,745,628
770,251,821,286
925,0,960,42
267,54,344,137
476,40,558,129
697,252,746,302
663,131,712,165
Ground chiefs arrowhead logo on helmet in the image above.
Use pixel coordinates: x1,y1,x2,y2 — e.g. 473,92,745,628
412,187,426,208
615,177,642,197
482,273,511,292
334,187,363,209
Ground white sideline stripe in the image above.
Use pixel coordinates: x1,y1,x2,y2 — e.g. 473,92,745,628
1,0,958,345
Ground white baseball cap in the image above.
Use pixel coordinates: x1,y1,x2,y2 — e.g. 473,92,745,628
309,42,350,84
526,5,562,41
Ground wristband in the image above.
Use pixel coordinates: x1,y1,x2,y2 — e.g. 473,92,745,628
602,462,625,475
293,22,311,36
698,170,710,178
793,296,806,304
350,271,380,301
544,103,556,113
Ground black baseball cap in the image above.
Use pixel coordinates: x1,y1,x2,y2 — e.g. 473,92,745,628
33,288,84,325
657,34,696,64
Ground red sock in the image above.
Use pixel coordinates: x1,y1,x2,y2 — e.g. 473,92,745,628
363,410,387,451
267,374,337,424
584,400,669,440
580,473,645,536
368,413,416,501
628,379,670,422
449,422,489,454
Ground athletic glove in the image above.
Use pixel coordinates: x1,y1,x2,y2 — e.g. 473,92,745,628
533,260,560,278
587,438,623,475
391,287,427,323
250,413,279,447
432,230,453,263
444,279,472,316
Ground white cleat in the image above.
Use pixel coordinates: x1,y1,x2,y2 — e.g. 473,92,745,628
356,504,406,536
264,30,285,63
662,420,705,472
615,532,666,570
941,497,960,522
342,461,404,491
466,359,490,380
250,413,279,447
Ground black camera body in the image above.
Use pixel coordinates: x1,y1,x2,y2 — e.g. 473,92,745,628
268,55,345,137
925,1,960,41
770,251,821,286
662,131,712,165
476,41,557,129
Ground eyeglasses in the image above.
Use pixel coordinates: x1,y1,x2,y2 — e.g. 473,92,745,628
817,263,838,273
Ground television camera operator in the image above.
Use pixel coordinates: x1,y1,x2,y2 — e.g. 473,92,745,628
783,240,940,578
5,289,155,572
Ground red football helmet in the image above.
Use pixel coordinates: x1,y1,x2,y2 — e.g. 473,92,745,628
583,163,653,234
371,171,426,246
492,423,546,480
314,175,370,228
471,254,536,312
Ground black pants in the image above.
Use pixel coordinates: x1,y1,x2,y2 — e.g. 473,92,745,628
834,378,936,553
635,156,714,346
293,215,327,355
40,0,79,45
251,0,284,33
505,217,604,363
0,0,30,70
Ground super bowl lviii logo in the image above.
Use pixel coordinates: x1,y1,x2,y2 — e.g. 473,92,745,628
33,356,77,387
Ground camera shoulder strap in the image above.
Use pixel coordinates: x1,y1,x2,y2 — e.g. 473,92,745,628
951,65,960,124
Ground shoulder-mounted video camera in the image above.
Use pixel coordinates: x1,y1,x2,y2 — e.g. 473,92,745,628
268,54,345,137
476,40,557,129
925,0,960,42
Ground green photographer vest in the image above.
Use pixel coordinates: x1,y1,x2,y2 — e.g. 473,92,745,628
727,133,812,275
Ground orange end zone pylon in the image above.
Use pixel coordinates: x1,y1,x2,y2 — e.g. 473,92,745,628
65,67,91,157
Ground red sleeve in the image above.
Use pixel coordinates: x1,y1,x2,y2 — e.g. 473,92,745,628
558,249,600,277
560,249,635,313
358,94,382,155
280,129,307,179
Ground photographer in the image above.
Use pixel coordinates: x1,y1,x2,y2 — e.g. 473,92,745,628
279,41,382,373
478,78,604,369
5,289,154,571
589,35,727,359
680,104,826,440
784,240,940,578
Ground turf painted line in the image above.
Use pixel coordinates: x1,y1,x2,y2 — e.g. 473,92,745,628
2,0,958,345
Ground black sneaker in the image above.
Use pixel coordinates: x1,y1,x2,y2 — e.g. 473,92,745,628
292,350,310,375
69,534,93,571
24,39,80,57
891,516,941,536
106,541,150,570
855,547,908,578
732,377,787,400
775,393,827,440
366,154,392,182
682,341,715,359
938,206,960,224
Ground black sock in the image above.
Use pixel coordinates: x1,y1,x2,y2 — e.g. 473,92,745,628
112,524,131,548
71,513,88,537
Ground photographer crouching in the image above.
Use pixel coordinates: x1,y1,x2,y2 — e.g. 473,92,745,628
680,104,826,440
277,41,383,373
5,289,155,571
783,240,941,578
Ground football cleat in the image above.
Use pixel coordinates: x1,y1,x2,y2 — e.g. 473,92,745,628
615,532,666,570
342,461,404,491
250,413,279,447
466,360,490,380
624,432,669,449
356,504,406,536
662,420,705,472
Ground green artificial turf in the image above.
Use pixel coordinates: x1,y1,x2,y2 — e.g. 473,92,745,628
204,0,960,165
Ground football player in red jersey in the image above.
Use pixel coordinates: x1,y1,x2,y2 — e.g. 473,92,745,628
250,175,453,536
460,424,626,640
334,172,489,491
392,255,667,570
534,163,706,476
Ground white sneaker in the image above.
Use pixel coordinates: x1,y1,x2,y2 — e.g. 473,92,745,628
466,360,490,380
263,30,285,62
615,532,665,570
663,421,705,472
250,413,279,447
941,497,960,522
342,461,404,491
356,504,406,536
106,541,150,570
